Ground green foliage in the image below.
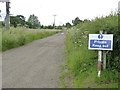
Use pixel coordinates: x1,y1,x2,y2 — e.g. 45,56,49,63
95,70,118,84
72,17,83,26
63,13,119,88
10,15,25,28
16,15,26,26
46,25,54,29
10,16,18,28
1,27,59,51
66,22,72,28
0,10,1,17
0,21,5,27
27,14,40,29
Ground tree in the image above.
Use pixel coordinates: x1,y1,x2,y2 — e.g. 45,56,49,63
10,15,26,28
27,14,40,29
16,15,25,26
83,19,90,23
72,17,83,26
0,10,1,17
10,16,18,28
47,25,54,29
0,21,5,27
66,22,71,28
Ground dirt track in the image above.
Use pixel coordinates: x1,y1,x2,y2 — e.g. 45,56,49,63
2,32,65,88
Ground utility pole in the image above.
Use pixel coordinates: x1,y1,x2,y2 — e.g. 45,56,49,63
0,0,10,30
53,14,56,29
6,1,10,30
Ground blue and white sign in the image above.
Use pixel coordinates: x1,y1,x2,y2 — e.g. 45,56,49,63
88,34,113,50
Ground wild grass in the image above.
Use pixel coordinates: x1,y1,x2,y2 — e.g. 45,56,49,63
1,27,60,51
62,13,119,88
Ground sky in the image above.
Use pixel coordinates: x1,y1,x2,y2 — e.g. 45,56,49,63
0,0,119,26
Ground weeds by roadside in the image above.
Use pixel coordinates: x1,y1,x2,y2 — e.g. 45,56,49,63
1,27,60,51
61,13,119,88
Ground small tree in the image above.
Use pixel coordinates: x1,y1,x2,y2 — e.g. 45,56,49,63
10,16,18,28
0,10,1,18
72,17,83,26
16,15,25,26
27,14,40,29
66,22,71,28
10,15,26,28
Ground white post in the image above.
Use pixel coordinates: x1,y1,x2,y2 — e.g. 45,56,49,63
98,31,103,77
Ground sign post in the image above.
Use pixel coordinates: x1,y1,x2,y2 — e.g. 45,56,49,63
98,50,102,77
98,31,103,77
88,32,113,77
103,31,107,70
103,51,106,70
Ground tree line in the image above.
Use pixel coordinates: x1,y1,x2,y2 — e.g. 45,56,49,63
0,13,90,29
10,14,40,29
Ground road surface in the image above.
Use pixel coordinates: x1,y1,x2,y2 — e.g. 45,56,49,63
0,53,2,89
2,32,65,88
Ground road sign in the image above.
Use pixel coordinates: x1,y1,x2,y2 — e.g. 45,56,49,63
88,34,113,50
0,0,10,2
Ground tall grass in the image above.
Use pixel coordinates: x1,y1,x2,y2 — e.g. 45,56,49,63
63,13,119,88
1,27,60,51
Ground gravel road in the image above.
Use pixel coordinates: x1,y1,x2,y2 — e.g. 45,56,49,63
0,53,2,89
2,32,65,88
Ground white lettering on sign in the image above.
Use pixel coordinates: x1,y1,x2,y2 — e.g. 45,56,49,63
88,34,113,50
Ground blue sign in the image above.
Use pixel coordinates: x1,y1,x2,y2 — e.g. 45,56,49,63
90,40,111,49
89,34,113,50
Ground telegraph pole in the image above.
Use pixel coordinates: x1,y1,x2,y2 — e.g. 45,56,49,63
6,1,10,30
53,14,56,28
0,0,10,30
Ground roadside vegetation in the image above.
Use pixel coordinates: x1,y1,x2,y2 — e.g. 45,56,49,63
61,12,119,88
1,27,60,52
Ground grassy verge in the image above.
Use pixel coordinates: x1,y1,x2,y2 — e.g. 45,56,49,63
1,27,61,52
61,13,119,88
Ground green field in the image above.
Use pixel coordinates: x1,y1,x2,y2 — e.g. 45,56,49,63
61,13,119,88
0,27,61,51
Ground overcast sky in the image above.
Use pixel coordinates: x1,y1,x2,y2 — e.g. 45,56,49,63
0,0,119,25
